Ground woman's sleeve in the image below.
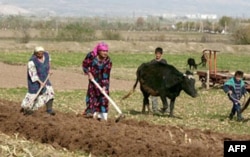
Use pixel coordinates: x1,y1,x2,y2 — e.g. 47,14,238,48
27,61,39,82
101,61,112,90
82,52,92,75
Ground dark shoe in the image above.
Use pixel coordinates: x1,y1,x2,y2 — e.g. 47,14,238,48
20,108,24,113
47,110,56,116
236,110,244,121
237,116,244,122
229,113,234,120
21,108,33,115
46,99,55,115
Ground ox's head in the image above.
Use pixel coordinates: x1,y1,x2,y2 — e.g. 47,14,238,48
181,71,198,98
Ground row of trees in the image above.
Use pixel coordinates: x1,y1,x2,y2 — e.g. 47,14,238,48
0,15,250,44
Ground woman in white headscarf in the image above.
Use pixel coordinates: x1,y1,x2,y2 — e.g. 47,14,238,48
21,46,55,115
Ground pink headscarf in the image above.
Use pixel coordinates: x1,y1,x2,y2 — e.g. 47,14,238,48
92,42,109,56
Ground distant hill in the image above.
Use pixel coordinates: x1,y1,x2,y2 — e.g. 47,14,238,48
0,4,29,15
0,0,250,18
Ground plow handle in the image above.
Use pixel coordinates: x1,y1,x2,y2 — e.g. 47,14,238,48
26,73,52,109
241,96,250,113
90,79,122,114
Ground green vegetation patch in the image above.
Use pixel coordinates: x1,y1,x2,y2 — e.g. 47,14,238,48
1,51,250,73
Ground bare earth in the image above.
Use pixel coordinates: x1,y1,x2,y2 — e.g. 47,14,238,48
0,62,134,91
1,62,250,157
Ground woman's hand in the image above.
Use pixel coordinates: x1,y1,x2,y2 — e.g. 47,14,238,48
88,72,94,80
38,80,45,87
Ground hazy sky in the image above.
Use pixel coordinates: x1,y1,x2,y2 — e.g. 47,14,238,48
1,0,250,17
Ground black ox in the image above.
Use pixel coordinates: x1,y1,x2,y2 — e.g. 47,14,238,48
122,62,198,117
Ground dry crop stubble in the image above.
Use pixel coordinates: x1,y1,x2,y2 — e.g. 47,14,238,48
0,132,84,157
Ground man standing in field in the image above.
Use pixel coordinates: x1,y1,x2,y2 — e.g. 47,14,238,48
20,46,55,115
150,47,168,114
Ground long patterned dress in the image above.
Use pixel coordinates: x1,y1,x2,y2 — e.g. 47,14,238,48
82,52,112,115
21,52,55,110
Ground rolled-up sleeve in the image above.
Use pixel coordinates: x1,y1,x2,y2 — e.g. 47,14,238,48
27,61,39,82
82,52,93,75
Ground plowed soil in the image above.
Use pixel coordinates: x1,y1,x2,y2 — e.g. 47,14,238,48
1,99,250,157
1,63,250,157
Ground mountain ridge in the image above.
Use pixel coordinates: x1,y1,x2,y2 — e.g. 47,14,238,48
1,0,250,18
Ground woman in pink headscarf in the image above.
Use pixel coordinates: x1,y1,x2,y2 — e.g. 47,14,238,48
82,42,112,120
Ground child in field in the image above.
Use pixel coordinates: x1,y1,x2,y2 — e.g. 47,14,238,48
223,70,247,121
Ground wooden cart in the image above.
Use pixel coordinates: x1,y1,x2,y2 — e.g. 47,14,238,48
196,49,250,92
196,49,250,112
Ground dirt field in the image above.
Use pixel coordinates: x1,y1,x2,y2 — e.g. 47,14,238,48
1,99,250,157
1,62,250,157
0,62,133,91
1,37,250,156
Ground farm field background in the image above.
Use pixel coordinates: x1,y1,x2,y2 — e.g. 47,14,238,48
1,31,250,156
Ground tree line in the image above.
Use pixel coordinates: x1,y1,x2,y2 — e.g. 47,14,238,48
0,15,250,44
